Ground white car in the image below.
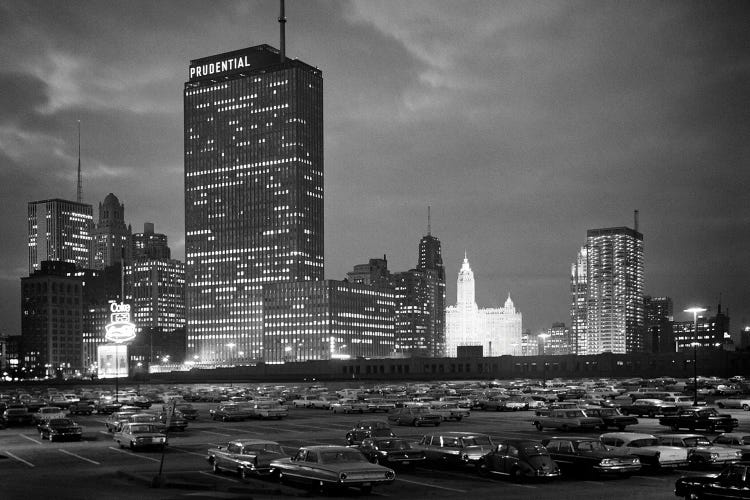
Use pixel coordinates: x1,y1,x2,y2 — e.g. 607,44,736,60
600,432,689,470
715,397,750,411
32,406,66,424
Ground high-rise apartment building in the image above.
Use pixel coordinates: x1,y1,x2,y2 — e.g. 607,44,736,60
132,222,170,260
184,43,323,364
28,199,94,274
93,193,132,269
582,226,644,354
416,230,446,357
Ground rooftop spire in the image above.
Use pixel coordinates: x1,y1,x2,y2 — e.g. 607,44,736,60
76,120,82,203
427,205,431,236
278,0,286,63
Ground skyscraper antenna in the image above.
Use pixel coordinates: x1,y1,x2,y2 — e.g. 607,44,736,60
427,205,431,236
76,120,82,203
278,0,286,63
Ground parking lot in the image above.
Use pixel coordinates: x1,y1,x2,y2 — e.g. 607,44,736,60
2,394,748,500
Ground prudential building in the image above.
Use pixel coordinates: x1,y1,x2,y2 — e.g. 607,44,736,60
184,44,323,365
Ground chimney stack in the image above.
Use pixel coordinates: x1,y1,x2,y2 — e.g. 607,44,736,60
278,0,286,63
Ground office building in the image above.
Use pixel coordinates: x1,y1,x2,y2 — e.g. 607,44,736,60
262,281,394,363
184,41,323,364
415,226,446,357
644,295,674,353
674,303,730,351
125,259,185,334
445,254,522,357
21,261,84,377
570,246,587,355
580,225,644,354
132,222,170,260
28,199,94,274
93,193,132,269
540,322,574,355
347,257,391,289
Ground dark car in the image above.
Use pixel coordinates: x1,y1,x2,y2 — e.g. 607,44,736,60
659,407,739,433
38,418,83,442
345,420,396,445
675,461,750,499
584,407,638,431
413,432,494,468
619,399,679,418
387,407,442,427
2,407,33,426
356,437,426,468
477,439,561,481
541,437,641,477
68,402,94,416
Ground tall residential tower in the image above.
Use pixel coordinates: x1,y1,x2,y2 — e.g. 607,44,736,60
184,41,323,364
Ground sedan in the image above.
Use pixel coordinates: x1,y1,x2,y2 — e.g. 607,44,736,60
675,461,750,499
356,437,426,468
114,423,168,450
477,439,561,481
542,437,641,477
716,397,750,411
270,445,395,494
38,418,83,442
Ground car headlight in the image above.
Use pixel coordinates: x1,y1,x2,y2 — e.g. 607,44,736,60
632,457,641,464
385,470,395,480
339,472,347,480
710,453,719,461
735,451,742,458
599,458,613,466
461,453,469,461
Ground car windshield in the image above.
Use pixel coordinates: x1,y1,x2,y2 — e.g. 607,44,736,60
461,436,492,446
629,438,658,447
319,450,368,464
130,424,157,434
596,408,616,416
379,440,412,450
698,409,718,417
522,444,549,456
245,443,283,454
49,419,74,426
565,410,586,417
684,437,711,447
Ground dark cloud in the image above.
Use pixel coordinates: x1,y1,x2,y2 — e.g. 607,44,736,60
0,0,748,336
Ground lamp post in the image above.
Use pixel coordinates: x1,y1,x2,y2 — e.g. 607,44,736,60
685,307,707,406
538,333,550,387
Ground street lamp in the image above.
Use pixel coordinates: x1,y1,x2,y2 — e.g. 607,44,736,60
685,307,707,406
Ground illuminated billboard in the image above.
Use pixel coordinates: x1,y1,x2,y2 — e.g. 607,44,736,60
105,301,136,343
97,344,128,379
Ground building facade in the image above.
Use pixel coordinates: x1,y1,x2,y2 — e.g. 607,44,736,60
125,259,185,334
445,255,522,357
262,281,394,363
93,193,132,269
132,222,170,260
20,261,84,377
416,232,446,357
570,246,587,355
540,322,574,355
184,45,323,364
28,199,94,274
674,304,730,352
644,295,674,353
580,226,644,355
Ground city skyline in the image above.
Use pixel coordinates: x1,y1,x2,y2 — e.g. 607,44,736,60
0,0,748,336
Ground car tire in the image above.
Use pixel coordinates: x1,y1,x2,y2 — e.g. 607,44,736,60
534,422,543,431
648,411,655,419
511,467,524,482
561,424,570,432
435,422,441,426
743,404,749,411
717,402,725,409
455,416,463,422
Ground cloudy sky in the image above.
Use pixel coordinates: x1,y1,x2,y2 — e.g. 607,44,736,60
1,0,748,336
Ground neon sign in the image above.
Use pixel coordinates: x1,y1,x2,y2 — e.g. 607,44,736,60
105,301,136,343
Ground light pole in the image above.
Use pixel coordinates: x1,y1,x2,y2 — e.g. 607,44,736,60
538,333,550,386
685,307,707,406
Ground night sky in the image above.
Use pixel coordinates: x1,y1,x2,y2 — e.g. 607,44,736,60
0,0,748,337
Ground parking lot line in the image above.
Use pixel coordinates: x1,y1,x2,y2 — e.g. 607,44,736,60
107,446,161,462
199,471,241,483
397,478,467,493
3,451,34,468
58,449,100,465
171,446,209,458
200,430,232,437
18,433,43,445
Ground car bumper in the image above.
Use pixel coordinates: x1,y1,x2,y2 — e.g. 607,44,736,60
593,464,642,474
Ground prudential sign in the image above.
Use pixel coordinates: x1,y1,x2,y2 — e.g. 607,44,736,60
105,301,136,343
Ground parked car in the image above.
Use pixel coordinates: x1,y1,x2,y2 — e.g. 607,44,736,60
38,418,83,442
158,408,188,431
428,402,470,421
599,432,690,470
475,396,509,411
662,395,707,407
345,420,396,445
67,402,94,416
619,399,679,418
32,406,66,425
657,433,742,468
413,432,494,468
210,403,255,422
250,401,288,419
712,433,750,460
105,410,140,432
659,407,738,433
113,422,168,450
270,445,395,494
2,407,33,426
541,436,641,477
173,403,199,420
387,407,442,427
330,399,368,414
476,439,561,481
715,397,750,411
94,400,122,415
208,439,287,478
675,461,750,499
532,409,603,432
363,399,396,413
355,437,426,468
583,407,638,431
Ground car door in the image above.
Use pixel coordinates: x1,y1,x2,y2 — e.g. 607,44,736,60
221,443,241,469
703,464,748,500
499,444,522,474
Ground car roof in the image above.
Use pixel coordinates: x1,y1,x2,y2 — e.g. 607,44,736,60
231,439,280,446
498,439,546,446
545,436,600,443
657,434,705,439
302,445,354,452
600,432,656,440
716,433,750,438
